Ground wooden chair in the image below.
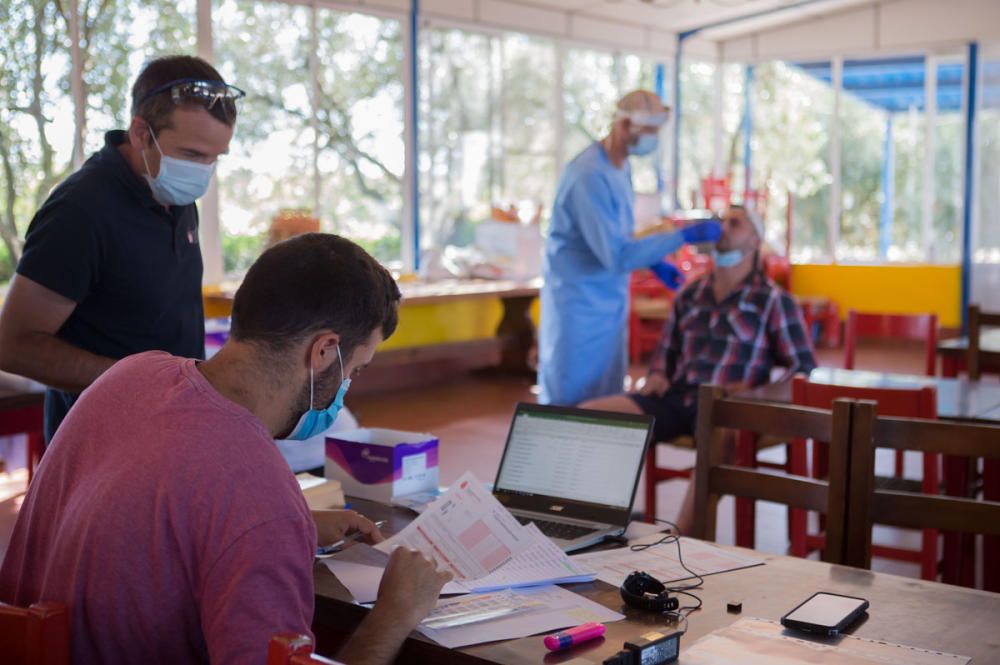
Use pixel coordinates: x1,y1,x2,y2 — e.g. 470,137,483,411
967,304,1000,380
843,310,938,478
0,601,70,665
691,384,852,565
267,634,340,665
791,375,939,580
846,401,1000,591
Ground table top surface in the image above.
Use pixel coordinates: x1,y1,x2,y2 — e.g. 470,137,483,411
0,373,44,409
208,277,542,307
938,328,1000,354
313,500,1000,664
740,367,1000,422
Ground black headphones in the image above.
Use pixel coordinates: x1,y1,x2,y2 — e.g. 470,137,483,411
620,571,679,612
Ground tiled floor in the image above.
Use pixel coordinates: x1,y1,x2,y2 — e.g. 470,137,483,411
0,338,980,579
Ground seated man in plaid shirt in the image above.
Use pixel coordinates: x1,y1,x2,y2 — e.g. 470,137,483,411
581,204,817,531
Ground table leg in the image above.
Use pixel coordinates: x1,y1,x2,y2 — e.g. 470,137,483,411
495,295,536,376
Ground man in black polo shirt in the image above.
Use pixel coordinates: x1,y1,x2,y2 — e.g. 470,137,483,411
0,55,243,441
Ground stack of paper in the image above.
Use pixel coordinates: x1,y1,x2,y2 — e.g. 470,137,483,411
296,473,346,509
417,585,624,649
323,471,597,603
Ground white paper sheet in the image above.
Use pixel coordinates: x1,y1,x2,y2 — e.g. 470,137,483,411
375,471,530,579
325,523,596,602
443,523,597,593
571,536,763,586
680,618,971,665
417,584,624,649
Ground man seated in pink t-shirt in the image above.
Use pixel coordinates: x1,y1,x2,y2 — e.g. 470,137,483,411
0,233,452,665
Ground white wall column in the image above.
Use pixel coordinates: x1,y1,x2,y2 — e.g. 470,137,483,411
922,53,937,261
400,3,418,271
196,0,224,284
310,2,321,220
554,41,566,172
829,56,843,260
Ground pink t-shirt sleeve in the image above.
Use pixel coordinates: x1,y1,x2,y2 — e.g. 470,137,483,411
199,514,317,665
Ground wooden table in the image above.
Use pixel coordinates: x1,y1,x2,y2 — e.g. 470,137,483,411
937,328,1000,377
311,501,1000,663
740,367,1000,590
205,278,541,382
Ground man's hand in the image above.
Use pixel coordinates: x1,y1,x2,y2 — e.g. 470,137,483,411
680,220,722,244
336,547,453,665
377,547,453,626
637,372,670,397
311,509,384,547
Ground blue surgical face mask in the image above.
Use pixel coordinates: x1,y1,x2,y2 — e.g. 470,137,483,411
627,132,659,157
712,248,744,268
141,129,216,206
285,346,352,441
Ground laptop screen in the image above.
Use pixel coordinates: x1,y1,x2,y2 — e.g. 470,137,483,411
494,404,652,509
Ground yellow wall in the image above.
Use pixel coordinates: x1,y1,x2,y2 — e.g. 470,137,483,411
790,264,961,328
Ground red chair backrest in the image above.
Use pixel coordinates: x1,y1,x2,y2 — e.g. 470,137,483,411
792,375,937,420
701,177,731,212
268,633,338,665
763,254,791,290
0,602,69,665
843,311,938,376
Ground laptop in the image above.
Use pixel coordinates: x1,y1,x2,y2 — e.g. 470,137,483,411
492,402,655,553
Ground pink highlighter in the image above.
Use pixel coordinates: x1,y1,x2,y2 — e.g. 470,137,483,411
543,621,606,651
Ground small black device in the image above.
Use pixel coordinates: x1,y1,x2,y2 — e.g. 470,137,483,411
602,629,681,665
620,571,679,612
780,591,869,636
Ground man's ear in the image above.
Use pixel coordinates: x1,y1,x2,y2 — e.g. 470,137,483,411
309,332,342,372
128,117,151,149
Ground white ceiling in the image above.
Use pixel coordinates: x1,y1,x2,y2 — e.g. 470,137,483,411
494,0,880,39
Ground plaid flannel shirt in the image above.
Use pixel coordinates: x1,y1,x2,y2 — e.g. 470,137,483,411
649,267,817,403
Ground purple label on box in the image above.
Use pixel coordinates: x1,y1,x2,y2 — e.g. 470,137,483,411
325,437,438,485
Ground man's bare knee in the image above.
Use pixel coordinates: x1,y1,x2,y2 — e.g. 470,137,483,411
579,394,642,414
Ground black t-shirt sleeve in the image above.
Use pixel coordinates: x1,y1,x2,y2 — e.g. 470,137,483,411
16,198,101,303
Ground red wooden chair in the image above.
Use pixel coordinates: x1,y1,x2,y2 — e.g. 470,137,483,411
0,601,70,665
700,176,731,212
628,270,673,365
791,375,940,580
843,310,939,477
268,634,339,665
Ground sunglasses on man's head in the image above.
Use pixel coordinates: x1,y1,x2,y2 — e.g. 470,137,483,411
139,78,246,120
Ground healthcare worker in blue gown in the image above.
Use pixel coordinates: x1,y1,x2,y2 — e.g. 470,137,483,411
539,90,722,406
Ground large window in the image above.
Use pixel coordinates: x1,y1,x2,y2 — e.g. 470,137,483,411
215,1,404,273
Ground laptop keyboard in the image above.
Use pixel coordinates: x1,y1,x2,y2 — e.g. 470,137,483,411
516,516,599,541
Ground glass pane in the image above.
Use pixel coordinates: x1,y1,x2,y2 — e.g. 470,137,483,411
85,0,197,155
499,34,556,222
315,9,404,266
563,48,616,162
977,57,1000,260
752,61,834,262
419,28,496,250
214,0,313,275
932,58,964,263
0,0,76,283
679,60,718,210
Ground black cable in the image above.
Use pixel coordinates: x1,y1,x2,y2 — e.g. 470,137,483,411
629,517,704,618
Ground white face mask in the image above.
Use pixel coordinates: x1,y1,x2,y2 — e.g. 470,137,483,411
141,129,215,206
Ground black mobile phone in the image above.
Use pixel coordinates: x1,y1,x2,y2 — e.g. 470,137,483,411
780,592,869,637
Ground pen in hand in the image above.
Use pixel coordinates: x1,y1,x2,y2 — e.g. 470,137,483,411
316,520,387,558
